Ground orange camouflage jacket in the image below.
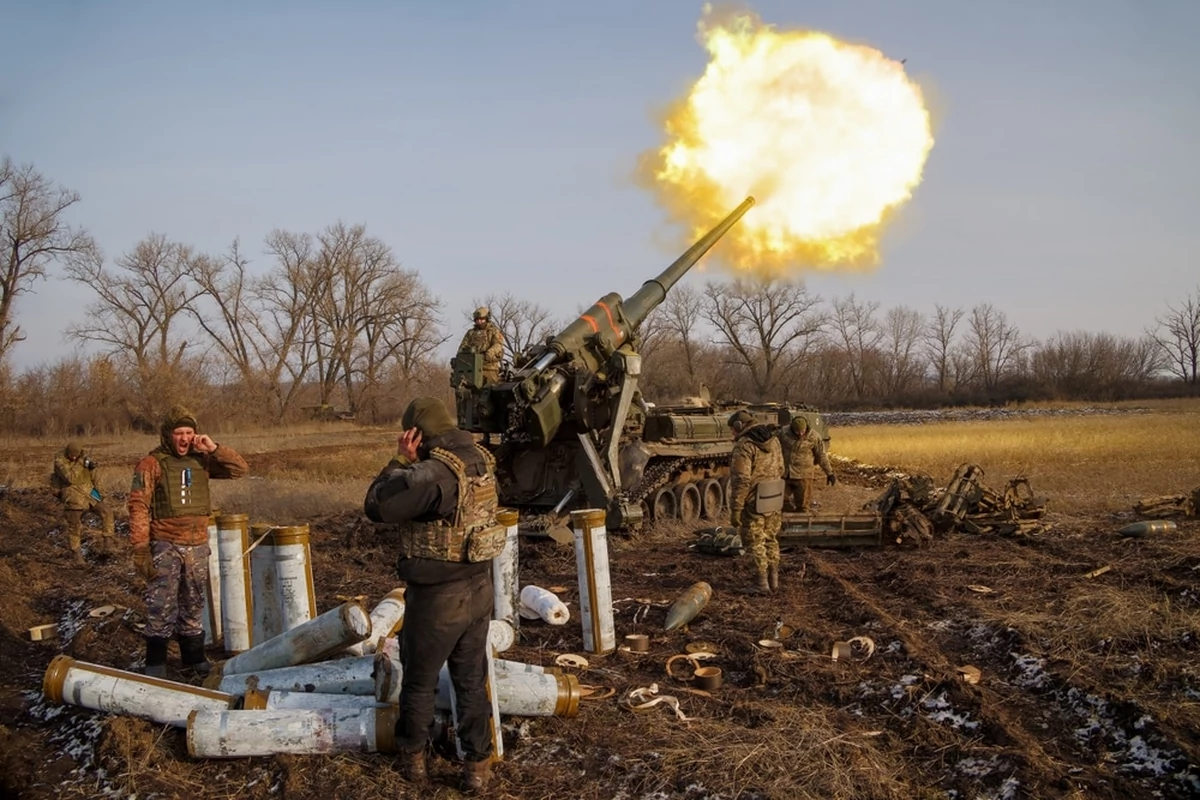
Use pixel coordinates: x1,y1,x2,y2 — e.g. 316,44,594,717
128,444,249,548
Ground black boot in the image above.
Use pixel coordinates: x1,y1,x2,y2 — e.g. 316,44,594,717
144,636,169,678
178,634,211,677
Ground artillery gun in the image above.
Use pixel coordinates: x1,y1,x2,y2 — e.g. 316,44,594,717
453,198,811,531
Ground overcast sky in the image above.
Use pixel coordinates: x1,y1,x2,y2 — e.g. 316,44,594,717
3,0,1198,372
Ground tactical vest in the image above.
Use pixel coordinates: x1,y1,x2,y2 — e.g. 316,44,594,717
151,452,212,519
397,445,506,563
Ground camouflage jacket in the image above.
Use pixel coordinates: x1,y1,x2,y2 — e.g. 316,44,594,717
728,424,784,519
128,443,248,548
457,323,504,369
53,449,98,511
779,427,833,479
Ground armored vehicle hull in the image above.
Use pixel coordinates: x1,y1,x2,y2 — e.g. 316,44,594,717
490,400,830,530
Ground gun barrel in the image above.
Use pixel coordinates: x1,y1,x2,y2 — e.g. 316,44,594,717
622,196,755,327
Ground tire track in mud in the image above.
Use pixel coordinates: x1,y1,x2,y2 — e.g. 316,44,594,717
805,530,1200,798
804,549,1073,795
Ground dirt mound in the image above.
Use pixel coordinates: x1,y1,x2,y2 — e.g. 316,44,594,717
2,478,1199,798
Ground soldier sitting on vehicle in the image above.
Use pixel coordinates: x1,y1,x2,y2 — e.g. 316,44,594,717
779,416,836,513
457,307,505,386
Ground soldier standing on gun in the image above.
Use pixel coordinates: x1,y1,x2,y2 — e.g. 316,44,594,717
727,410,785,595
128,406,247,678
363,396,505,793
53,441,116,564
779,416,835,513
457,306,505,386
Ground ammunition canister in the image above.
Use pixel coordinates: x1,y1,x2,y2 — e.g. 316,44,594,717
220,601,371,677
492,508,521,633
571,508,616,655
43,655,236,728
216,514,253,653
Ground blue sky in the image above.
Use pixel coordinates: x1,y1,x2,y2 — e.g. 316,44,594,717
3,0,1198,371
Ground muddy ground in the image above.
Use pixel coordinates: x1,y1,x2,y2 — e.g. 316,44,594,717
1,456,1198,799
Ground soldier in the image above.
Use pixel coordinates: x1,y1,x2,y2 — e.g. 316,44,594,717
779,416,836,513
727,410,786,594
363,396,505,793
457,306,505,385
129,406,248,678
52,441,116,564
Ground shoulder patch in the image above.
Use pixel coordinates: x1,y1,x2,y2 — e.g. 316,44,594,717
131,472,144,492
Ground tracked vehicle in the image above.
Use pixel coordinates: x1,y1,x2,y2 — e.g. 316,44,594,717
450,197,826,531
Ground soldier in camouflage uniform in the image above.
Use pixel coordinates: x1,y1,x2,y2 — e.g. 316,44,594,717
457,306,505,385
53,441,116,564
129,406,248,678
778,416,835,513
727,410,786,594
363,396,504,793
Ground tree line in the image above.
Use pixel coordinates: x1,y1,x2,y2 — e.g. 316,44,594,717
3,157,1198,436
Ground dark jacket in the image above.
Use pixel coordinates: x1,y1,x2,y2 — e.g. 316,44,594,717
363,429,491,585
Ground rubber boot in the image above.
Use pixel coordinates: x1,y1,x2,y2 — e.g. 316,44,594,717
179,634,211,677
462,757,492,794
399,749,427,785
767,564,779,593
144,636,169,678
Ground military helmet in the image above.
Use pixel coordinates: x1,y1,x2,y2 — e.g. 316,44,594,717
790,416,809,435
65,441,83,459
728,409,755,434
473,307,490,320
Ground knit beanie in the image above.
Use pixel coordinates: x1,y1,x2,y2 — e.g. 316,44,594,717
401,397,456,438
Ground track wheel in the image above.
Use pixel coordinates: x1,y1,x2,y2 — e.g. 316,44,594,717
699,478,724,522
675,483,701,525
651,487,678,520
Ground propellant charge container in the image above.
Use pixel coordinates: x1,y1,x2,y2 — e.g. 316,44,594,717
43,655,236,728
242,689,390,711
571,508,616,654
438,663,580,718
216,514,253,653
492,508,521,632
270,524,318,632
216,653,390,697
1118,519,1179,537
665,581,713,632
345,588,407,656
249,523,284,643
201,516,223,647
187,705,400,757
219,601,371,677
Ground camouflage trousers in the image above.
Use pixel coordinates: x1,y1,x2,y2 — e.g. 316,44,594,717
63,501,115,553
481,368,500,386
785,476,814,513
738,511,782,573
144,540,210,639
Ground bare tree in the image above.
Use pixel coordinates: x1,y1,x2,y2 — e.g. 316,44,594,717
1149,287,1200,384
828,294,882,400
702,276,825,400
656,284,706,389
470,293,558,366
962,303,1026,392
923,304,964,393
0,157,98,361
64,234,205,420
879,305,926,400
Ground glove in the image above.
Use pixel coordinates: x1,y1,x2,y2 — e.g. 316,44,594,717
133,547,155,581
827,473,837,487
84,458,97,470
729,510,741,528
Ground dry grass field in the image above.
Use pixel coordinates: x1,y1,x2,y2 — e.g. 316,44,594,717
1,402,1197,799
